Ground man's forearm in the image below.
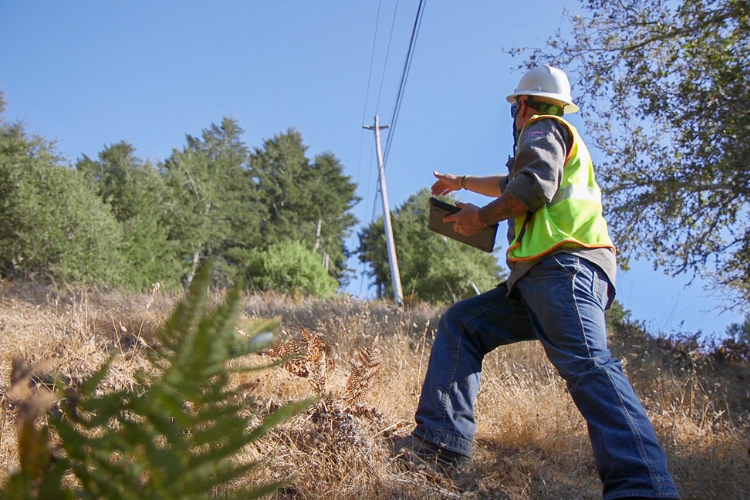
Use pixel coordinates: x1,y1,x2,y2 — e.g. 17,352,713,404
478,191,529,226
464,175,505,197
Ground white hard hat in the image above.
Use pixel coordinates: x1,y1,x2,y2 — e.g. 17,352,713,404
506,65,579,114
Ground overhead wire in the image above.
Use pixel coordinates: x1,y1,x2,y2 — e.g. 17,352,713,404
359,0,383,135
358,0,428,297
357,0,385,297
370,0,427,225
356,0,383,211
358,0,384,217
368,0,401,228
382,0,427,167
368,0,400,228
375,0,401,114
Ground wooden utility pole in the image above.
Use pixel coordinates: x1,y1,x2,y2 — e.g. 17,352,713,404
363,115,403,306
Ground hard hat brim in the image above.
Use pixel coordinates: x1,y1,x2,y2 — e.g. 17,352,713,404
506,91,579,114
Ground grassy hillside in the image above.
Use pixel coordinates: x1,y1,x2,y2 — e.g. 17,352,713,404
0,282,748,499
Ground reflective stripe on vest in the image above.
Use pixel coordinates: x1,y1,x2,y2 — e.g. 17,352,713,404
507,115,615,262
548,184,602,207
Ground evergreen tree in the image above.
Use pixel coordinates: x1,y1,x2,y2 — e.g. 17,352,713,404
250,130,360,284
0,89,358,296
306,151,360,284
77,142,181,290
358,189,506,303
162,118,262,286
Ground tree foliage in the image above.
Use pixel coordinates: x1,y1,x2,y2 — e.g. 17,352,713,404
77,142,181,289
358,189,506,303
0,119,124,285
162,118,261,287
512,0,750,308
160,124,358,291
238,240,340,299
0,87,359,298
251,130,360,284
726,314,750,343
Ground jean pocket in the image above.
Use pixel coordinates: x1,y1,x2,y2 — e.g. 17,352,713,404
549,255,605,301
593,268,600,297
548,253,580,278
587,264,610,309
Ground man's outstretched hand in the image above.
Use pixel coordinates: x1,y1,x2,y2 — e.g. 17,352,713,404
431,171,462,196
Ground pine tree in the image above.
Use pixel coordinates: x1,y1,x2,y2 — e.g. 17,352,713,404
250,130,360,284
77,142,181,290
162,118,262,286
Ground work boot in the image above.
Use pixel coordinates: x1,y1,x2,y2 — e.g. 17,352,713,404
393,434,470,471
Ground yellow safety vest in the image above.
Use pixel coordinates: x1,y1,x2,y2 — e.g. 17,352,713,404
507,115,616,262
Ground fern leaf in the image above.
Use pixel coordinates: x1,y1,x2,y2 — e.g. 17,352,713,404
17,420,51,486
79,351,116,398
343,336,382,407
302,327,329,395
43,261,303,499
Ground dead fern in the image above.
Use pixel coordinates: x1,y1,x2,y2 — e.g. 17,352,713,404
259,326,335,395
261,331,382,409
343,336,382,407
303,327,331,395
2,358,62,499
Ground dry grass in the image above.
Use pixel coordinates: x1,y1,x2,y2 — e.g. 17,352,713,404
0,281,748,499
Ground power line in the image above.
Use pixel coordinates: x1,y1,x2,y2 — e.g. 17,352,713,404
375,0,401,113
356,0,383,207
358,0,428,298
360,0,383,128
355,1,384,297
382,0,427,167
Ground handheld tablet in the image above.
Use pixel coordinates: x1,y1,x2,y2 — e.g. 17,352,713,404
428,197,498,253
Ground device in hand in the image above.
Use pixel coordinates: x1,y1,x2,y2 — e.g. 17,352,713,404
428,197,498,253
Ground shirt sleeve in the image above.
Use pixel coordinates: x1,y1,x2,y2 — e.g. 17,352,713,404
503,119,572,212
499,175,510,193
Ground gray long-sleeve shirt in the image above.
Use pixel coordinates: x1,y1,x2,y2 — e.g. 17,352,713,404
499,117,617,300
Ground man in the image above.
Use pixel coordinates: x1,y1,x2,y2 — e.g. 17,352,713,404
394,65,680,500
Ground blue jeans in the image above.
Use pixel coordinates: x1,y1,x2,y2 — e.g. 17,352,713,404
413,254,680,499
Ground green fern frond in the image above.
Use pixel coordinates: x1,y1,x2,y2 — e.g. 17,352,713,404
1,260,303,499
78,351,117,398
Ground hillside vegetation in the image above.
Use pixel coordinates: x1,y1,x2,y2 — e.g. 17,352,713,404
0,282,748,499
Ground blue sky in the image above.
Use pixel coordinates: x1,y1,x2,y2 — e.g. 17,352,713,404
0,1,742,336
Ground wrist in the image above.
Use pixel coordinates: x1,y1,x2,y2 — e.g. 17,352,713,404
478,206,490,226
461,175,470,189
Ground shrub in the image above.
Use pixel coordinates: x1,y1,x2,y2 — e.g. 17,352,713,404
243,241,339,298
0,123,124,286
